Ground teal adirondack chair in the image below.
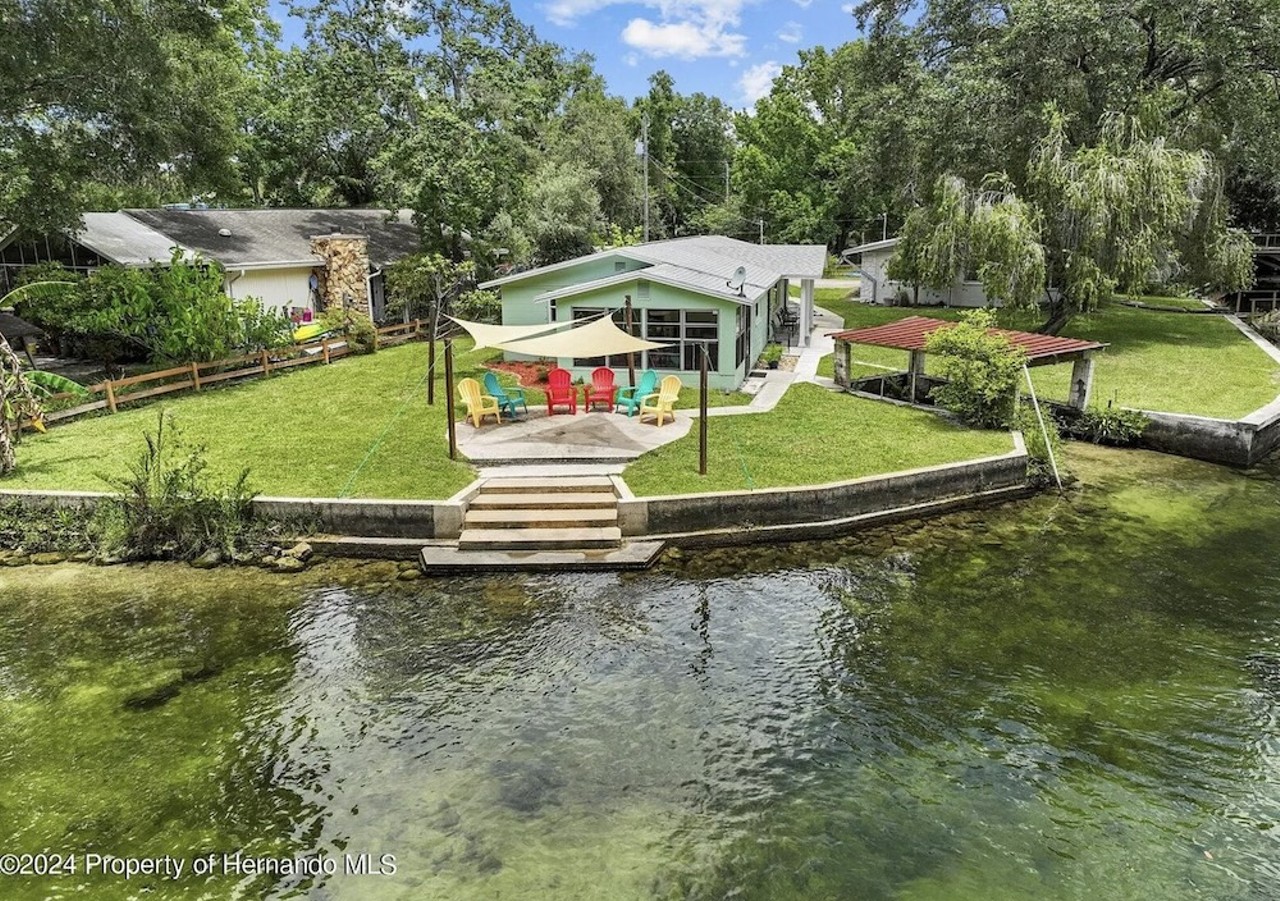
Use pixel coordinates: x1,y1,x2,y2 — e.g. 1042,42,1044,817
615,369,658,417
483,370,529,419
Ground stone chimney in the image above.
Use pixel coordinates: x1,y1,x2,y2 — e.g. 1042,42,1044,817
310,234,371,318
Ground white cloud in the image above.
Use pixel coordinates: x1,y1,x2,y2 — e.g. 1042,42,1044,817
840,3,855,12
791,0,812,6
542,0,615,27
544,0,749,60
778,20,802,43
622,16,746,58
624,51,640,66
739,60,781,106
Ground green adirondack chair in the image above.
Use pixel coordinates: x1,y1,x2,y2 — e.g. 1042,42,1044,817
483,370,528,419
615,369,658,417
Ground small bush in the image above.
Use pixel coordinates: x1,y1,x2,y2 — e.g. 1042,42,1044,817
1061,406,1150,445
320,308,378,355
925,309,1026,429
91,412,258,561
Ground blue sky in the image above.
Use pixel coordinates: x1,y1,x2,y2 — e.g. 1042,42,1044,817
271,1,867,109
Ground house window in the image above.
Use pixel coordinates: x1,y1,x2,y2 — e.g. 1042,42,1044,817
614,261,627,272
571,307,638,369
644,308,719,372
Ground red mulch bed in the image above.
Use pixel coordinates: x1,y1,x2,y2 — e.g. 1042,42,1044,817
484,360,553,387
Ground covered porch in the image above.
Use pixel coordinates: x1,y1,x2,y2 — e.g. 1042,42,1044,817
829,315,1108,409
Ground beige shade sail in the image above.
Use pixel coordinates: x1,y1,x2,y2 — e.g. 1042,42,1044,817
494,312,671,357
445,315,570,350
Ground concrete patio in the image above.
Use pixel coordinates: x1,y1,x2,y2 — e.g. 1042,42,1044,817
456,408,693,464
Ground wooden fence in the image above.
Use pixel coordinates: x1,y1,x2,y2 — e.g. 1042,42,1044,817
30,319,426,429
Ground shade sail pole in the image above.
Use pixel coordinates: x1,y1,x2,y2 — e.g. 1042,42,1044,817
699,343,708,475
445,338,457,461
625,295,636,388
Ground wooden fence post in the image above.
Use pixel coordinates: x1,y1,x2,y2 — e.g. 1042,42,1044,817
322,338,331,364
260,350,271,375
190,361,201,390
104,379,118,414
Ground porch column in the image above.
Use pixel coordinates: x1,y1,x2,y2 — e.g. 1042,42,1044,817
800,278,815,347
1068,355,1095,409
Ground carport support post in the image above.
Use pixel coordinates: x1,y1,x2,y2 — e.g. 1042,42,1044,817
445,337,457,461
1068,355,1095,410
908,350,926,403
699,342,708,475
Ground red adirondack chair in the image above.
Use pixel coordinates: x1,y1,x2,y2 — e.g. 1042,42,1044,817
584,367,617,412
546,367,577,414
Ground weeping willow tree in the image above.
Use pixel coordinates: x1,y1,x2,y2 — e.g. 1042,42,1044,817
888,175,1046,313
892,107,1254,320
1029,107,1254,313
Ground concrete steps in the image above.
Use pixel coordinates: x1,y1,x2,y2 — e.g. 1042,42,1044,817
469,492,619,510
422,473,661,572
459,527,623,551
464,508,619,529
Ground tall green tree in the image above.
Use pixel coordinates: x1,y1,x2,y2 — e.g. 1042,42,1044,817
2,0,273,235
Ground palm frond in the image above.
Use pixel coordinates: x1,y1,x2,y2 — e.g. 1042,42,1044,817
1,280,78,307
25,370,90,397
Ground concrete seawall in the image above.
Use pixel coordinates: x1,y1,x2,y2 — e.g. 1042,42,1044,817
0,483,483,541
1135,396,1280,467
616,435,1029,546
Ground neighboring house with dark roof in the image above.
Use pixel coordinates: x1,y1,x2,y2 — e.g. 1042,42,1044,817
479,236,827,390
0,208,422,322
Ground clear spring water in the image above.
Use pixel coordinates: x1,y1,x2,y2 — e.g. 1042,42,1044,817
1,444,1278,900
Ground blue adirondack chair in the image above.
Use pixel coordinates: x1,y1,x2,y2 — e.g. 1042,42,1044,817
483,370,529,419
615,369,658,417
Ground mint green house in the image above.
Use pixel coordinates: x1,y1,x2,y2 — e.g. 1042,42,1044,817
478,236,827,391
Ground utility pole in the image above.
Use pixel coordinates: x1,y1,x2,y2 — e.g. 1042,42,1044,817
881,212,888,241
724,160,730,201
759,218,765,245
641,113,650,243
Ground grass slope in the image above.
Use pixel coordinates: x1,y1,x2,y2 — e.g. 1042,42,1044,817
622,383,1013,496
4,342,492,499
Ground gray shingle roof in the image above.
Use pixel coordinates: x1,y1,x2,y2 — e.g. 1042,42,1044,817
480,235,826,300
122,208,421,267
74,212,188,266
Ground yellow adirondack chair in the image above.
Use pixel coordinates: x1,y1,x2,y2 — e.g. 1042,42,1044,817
458,377,501,427
639,375,682,426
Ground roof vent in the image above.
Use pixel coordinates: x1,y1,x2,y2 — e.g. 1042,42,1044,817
218,228,232,238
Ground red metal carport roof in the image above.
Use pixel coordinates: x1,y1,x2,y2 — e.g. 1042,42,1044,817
828,315,1107,362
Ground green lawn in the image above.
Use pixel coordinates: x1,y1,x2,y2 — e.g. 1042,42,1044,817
1027,303,1280,418
622,383,1014,496
3,343,759,500
813,299,1280,419
3,341,494,500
